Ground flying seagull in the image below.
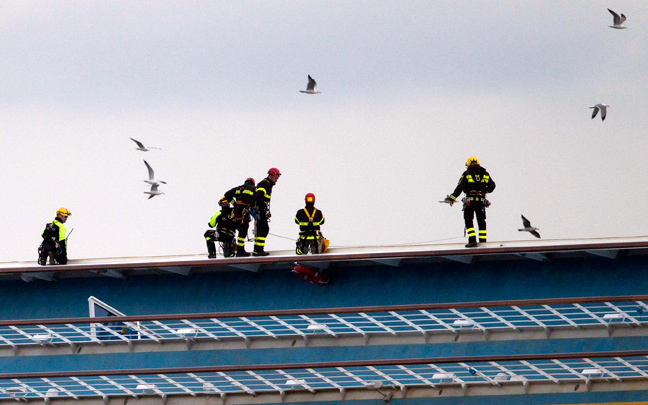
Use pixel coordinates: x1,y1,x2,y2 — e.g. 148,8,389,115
130,138,161,152
608,9,627,29
590,104,609,121
144,183,164,199
300,75,321,94
519,215,541,239
143,160,166,186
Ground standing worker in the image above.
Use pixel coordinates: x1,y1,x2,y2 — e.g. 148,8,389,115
295,193,327,255
252,168,281,256
204,198,237,258
38,208,71,265
444,157,496,248
222,177,256,257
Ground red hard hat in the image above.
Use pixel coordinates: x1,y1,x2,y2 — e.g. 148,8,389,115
268,168,281,176
305,193,315,204
246,177,255,184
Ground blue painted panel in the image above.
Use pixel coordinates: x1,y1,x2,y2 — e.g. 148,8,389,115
0,255,647,386
258,392,648,405
1,255,647,319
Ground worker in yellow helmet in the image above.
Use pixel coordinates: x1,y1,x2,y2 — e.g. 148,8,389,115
295,193,327,255
204,198,237,258
38,208,71,265
443,157,496,248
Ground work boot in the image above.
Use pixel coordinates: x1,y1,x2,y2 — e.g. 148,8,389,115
465,236,478,248
236,246,251,257
223,242,235,258
206,241,217,259
253,245,269,257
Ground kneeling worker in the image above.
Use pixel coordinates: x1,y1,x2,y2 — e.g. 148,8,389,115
205,198,237,258
39,207,71,265
295,193,327,254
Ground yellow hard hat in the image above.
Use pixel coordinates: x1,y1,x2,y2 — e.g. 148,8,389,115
56,207,71,217
465,156,480,166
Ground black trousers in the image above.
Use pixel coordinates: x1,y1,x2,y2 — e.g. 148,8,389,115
256,216,269,238
233,205,250,247
255,216,269,251
39,241,67,265
464,202,487,243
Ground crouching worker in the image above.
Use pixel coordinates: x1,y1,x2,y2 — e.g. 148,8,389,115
38,208,71,265
295,193,328,255
204,199,237,258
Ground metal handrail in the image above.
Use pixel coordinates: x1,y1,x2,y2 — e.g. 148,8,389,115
0,350,647,401
2,295,648,326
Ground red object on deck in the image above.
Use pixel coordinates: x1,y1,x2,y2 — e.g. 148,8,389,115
292,264,329,285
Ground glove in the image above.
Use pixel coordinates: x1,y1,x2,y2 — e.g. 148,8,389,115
443,195,454,206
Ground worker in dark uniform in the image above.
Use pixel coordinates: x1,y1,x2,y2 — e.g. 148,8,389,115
222,177,256,257
38,208,71,265
444,157,496,248
295,193,326,255
252,168,281,256
204,199,237,258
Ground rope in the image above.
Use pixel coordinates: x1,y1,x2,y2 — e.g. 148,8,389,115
266,232,465,249
268,232,297,241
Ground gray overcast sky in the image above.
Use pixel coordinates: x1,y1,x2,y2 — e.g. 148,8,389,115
1,1,647,262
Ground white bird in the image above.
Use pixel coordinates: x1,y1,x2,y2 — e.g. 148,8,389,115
590,104,610,121
130,138,161,152
144,184,164,199
299,75,321,94
608,9,627,29
143,160,167,186
519,215,541,239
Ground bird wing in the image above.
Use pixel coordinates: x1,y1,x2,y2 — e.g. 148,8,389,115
150,184,159,192
590,106,599,119
619,13,626,24
608,8,621,25
306,75,317,91
600,106,607,120
521,214,531,228
530,230,541,239
130,138,145,148
144,160,155,180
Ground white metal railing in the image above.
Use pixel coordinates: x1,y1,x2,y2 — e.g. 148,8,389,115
0,352,647,401
0,297,647,352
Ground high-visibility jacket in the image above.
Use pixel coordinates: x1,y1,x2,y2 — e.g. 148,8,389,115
42,219,66,242
223,181,255,206
254,178,274,212
208,207,237,236
295,205,325,238
450,165,496,202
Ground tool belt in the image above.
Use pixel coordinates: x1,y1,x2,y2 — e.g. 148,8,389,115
233,206,250,222
299,230,320,240
462,196,490,207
